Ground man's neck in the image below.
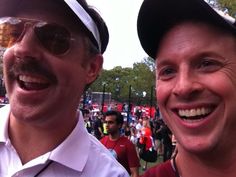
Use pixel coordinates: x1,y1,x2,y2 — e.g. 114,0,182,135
8,112,78,164
109,132,121,141
177,147,236,177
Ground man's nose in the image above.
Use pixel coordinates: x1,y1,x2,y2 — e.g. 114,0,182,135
13,26,42,58
172,71,203,99
18,24,38,42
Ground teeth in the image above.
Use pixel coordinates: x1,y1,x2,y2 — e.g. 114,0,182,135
178,108,211,117
19,75,48,84
181,118,205,123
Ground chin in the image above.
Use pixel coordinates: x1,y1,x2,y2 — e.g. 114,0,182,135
180,137,218,155
10,102,45,121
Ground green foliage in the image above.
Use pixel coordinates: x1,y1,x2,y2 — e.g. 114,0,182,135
142,56,156,72
90,57,156,106
218,0,236,16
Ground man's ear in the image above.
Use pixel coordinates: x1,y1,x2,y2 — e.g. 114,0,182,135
85,54,103,84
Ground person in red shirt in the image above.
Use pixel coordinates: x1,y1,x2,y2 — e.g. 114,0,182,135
139,118,154,171
101,111,140,177
140,118,153,151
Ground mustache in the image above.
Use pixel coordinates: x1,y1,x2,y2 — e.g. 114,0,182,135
8,57,57,83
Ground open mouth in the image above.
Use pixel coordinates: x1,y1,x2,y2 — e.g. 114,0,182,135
176,107,214,122
18,74,50,91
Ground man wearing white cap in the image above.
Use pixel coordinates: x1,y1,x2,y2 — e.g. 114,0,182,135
0,0,129,176
137,0,236,176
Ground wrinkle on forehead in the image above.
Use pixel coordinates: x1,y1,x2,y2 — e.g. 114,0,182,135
157,21,236,58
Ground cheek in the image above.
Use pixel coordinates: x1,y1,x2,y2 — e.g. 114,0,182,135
204,72,236,101
2,49,13,71
55,62,87,102
156,81,172,106
2,50,16,89
57,62,85,85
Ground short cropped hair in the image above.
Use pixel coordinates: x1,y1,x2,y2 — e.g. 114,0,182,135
105,111,124,125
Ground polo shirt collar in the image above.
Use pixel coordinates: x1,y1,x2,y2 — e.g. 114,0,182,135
0,105,91,172
0,104,10,143
49,111,91,172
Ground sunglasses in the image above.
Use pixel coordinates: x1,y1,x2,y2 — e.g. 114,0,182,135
0,17,75,55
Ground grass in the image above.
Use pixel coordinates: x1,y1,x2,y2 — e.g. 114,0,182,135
139,155,163,175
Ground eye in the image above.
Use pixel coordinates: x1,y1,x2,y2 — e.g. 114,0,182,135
8,26,23,39
200,60,214,67
157,66,176,80
35,23,71,55
198,58,223,72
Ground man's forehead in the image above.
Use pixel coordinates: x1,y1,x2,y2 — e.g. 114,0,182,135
106,115,116,120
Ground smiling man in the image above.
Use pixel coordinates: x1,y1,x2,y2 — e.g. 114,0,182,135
137,0,236,177
0,0,129,176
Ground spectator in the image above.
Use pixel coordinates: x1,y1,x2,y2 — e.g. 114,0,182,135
139,118,156,171
101,111,140,177
152,118,164,155
160,124,173,162
82,109,93,133
93,113,104,140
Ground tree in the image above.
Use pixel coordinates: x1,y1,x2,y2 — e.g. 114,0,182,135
205,0,235,16
89,59,156,106
218,0,236,16
141,56,156,72
90,66,134,103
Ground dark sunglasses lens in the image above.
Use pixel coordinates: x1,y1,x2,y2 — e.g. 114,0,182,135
35,24,71,55
0,22,24,48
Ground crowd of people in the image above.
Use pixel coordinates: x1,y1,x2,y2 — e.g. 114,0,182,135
81,106,176,173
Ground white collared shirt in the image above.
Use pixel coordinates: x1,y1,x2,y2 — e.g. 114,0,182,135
0,105,129,177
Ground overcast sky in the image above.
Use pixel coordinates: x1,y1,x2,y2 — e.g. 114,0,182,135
86,0,148,69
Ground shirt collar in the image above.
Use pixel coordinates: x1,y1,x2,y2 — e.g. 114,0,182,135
49,111,91,172
0,104,10,143
0,106,91,172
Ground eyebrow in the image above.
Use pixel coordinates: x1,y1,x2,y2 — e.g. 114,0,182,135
156,58,174,68
105,120,115,123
